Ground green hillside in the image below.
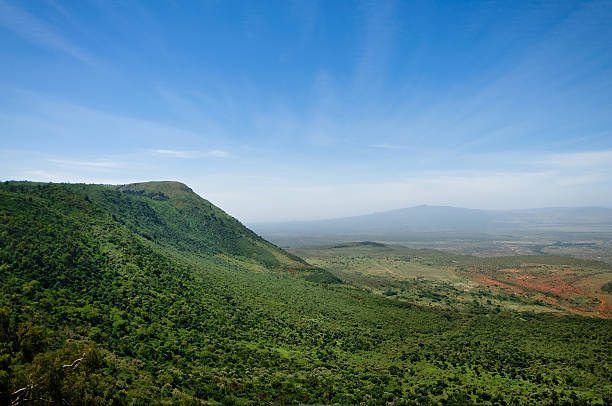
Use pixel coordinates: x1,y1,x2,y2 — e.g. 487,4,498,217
63,181,317,274
1,181,611,405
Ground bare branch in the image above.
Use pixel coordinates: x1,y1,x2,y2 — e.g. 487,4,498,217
62,353,85,369
11,385,33,396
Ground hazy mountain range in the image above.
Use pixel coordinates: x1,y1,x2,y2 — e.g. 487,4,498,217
252,205,612,245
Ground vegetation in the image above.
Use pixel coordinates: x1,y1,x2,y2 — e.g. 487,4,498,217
1,182,611,405
294,242,612,318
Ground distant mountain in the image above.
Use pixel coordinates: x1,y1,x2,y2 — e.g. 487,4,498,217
252,205,612,244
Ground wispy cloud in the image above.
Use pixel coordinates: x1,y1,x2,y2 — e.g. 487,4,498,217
457,149,612,174
43,0,70,18
369,144,402,149
535,150,612,168
151,149,198,158
3,90,216,148
0,0,97,65
14,169,139,185
352,0,397,97
208,149,229,157
21,170,62,182
151,149,229,158
49,159,122,168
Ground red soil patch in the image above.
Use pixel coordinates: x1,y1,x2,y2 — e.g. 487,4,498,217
472,274,524,294
469,267,610,319
598,297,612,318
501,272,582,298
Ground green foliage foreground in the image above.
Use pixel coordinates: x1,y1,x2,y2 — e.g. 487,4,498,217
0,182,611,405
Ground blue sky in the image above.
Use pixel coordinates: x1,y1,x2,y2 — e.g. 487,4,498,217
1,0,611,221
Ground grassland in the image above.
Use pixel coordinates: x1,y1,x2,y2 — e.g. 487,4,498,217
292,242,612,318
391,237,612,264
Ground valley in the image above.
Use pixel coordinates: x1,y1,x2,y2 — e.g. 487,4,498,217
253,205,612,264
292,242,612,319
383,237,612,264
1,181,611,405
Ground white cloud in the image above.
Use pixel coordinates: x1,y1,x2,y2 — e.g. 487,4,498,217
208,149,229,158
151,149,197,158
369,144,402,149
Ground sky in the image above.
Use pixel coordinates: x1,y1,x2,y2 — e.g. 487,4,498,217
1,0,611,222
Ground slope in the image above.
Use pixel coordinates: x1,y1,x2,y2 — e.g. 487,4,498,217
0,181,610,405
64,181,318,275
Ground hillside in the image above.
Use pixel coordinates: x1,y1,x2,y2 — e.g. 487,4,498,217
1,181,611,405
66,181,317,275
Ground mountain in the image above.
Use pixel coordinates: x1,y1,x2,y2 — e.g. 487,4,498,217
1,181,610,405
85,181,314,273
254,205,493,234
252,205,612,244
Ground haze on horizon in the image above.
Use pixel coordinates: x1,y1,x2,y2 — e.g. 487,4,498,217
1,0,611,222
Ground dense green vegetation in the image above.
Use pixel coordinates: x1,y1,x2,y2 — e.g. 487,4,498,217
1,182,611,405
